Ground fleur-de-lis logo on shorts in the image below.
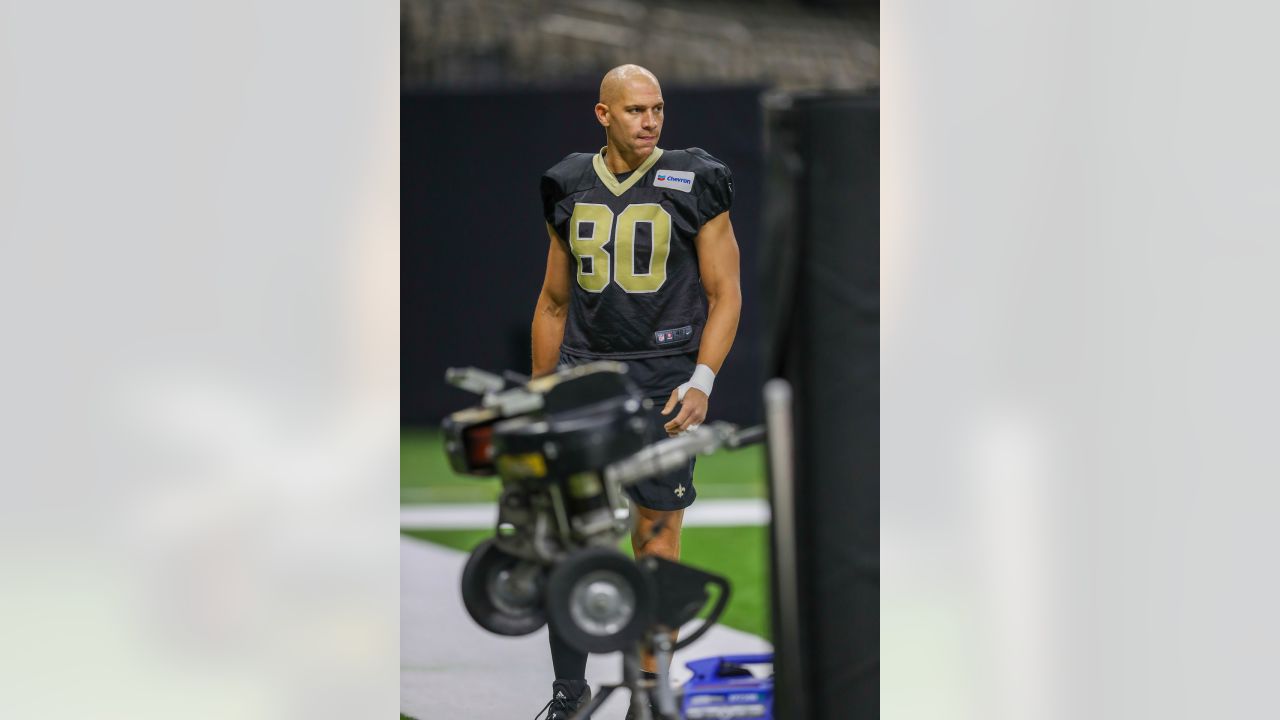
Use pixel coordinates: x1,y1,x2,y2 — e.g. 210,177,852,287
674,484,686,498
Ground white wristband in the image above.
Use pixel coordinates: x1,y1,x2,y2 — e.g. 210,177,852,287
677,364,716,401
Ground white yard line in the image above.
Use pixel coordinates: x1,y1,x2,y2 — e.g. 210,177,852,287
400,498,770,530
400,536,772,719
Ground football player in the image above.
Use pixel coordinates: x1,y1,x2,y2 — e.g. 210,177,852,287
530,64,742,720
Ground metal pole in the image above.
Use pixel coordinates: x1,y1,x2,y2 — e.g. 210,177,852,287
764,378,807,720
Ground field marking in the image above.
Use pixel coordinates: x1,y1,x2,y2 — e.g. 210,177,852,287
400,498,770,530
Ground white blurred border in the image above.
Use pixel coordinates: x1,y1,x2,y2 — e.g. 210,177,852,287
885,1,1280,718
0,1,398,717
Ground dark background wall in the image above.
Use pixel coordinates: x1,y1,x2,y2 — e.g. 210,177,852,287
402,86,766,426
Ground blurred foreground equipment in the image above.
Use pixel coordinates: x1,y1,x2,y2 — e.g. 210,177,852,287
441,363,763,720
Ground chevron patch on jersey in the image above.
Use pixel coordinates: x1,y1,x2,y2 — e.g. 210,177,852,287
654,169,695,192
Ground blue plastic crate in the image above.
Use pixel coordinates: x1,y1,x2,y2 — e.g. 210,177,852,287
679,653,774,720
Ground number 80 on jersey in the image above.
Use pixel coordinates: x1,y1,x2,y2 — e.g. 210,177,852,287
568,203,672,294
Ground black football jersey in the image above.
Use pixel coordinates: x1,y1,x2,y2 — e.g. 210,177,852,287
541,147,733,359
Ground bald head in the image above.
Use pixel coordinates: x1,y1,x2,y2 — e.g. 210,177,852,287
595,64,665,167
599,64,661,106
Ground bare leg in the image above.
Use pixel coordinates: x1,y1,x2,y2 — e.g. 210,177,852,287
630,505,684,673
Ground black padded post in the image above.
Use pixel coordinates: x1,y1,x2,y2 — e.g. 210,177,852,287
762,92,879,720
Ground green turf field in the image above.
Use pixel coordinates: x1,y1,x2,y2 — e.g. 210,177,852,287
401,428,767,505
401,428,772,643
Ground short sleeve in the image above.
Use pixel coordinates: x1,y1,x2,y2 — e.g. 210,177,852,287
540,173,562,227
696,159,734,226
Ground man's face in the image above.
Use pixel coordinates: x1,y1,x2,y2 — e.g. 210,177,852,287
602,79,664,157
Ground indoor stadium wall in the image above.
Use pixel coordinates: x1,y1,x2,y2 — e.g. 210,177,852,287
402,86,766,426
401,0,878,93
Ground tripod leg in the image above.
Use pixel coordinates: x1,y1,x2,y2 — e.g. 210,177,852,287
651,630,680,719
623,649,654,720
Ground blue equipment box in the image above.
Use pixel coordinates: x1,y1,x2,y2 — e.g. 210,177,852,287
679,653,774,720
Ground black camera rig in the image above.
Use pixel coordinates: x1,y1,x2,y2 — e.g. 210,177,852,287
441,362,763,720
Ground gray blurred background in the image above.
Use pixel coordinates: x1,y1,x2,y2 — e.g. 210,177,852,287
401,0,878,92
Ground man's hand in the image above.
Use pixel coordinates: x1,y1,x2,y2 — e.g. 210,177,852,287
662,387,708,437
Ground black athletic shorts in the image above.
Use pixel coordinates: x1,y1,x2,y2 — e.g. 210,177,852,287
558,350,698,511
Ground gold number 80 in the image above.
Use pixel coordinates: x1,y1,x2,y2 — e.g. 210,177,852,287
568,203,671,294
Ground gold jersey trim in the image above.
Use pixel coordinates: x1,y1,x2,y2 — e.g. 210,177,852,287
592,146,664,196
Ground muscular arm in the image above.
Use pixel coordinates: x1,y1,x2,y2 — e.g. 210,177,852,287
531,224,572,378
662,210,742,434
692,211,742,374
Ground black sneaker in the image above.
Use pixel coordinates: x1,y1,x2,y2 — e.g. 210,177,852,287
534,679,591,720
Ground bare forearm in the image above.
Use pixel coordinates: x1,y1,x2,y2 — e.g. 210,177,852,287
531,294,567,377
697,286,741,374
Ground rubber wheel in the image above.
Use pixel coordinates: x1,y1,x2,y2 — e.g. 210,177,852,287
546,547,654,654
460,538,547,636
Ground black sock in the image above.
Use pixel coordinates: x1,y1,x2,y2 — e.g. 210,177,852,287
640,670,659,680
549,627,588,681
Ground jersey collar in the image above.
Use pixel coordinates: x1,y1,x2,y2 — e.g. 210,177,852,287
592,147,664,196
